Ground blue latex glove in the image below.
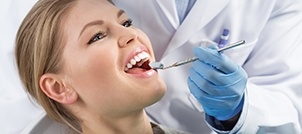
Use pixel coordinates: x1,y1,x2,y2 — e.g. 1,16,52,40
187,45,247,121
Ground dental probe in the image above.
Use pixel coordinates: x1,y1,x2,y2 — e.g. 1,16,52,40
149,40,245,70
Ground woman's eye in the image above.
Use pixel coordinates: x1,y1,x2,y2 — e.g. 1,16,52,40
87,32,106,44
122,19,133,27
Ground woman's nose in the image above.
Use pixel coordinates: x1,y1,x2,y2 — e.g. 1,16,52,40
117,28,138,47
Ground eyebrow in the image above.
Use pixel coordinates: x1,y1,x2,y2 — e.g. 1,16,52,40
78,9,126,39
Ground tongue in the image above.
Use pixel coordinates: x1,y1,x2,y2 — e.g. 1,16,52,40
126,68,148,74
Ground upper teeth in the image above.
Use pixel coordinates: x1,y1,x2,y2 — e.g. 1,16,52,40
125,51,150,71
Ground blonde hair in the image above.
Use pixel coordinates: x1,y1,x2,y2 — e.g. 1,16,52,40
15,0,81,132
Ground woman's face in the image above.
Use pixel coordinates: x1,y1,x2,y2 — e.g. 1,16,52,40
59,0,166,115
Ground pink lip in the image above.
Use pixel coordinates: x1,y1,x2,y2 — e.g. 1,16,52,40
125,45,149,67
126,69,158,78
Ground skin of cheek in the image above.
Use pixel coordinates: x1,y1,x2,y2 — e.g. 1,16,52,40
65,46,165,116
66,46,122,109
61,42,156,116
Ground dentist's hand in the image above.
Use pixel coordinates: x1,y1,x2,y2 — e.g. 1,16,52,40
187,46,247,121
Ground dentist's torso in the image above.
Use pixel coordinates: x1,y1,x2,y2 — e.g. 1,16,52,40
114,0,302,133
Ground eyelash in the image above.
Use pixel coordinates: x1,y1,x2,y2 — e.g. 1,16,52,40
87,19,133,45
122,19,133,27
87,31,106,44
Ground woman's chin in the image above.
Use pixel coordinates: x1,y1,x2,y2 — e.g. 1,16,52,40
149,80,167,105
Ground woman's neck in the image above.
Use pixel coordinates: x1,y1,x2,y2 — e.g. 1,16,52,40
81,110,153,134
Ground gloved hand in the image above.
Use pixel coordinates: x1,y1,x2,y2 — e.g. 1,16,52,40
187,45,247,121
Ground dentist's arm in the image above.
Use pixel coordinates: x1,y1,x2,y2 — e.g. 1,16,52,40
187,45,247,130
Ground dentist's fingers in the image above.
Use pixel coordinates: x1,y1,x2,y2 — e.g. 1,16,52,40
193,46,238,74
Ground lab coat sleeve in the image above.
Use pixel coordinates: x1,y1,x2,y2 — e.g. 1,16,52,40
209,0,302,133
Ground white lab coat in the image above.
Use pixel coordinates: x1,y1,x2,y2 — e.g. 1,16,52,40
113,0,302,133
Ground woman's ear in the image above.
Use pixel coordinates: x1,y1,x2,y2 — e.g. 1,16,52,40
39,73,78,105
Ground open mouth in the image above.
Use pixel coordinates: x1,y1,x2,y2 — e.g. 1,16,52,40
124,51,152,74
